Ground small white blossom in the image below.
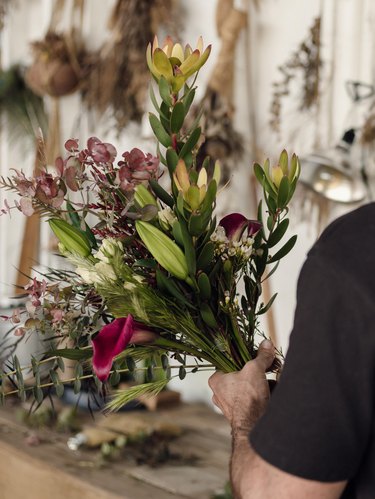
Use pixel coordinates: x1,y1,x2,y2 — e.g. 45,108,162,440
158,207,177,231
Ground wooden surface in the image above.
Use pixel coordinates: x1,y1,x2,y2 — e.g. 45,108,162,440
0,403,231,499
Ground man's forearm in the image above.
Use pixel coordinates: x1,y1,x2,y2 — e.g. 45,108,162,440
230,432,258,499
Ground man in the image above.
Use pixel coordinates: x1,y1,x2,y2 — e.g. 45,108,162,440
209,203,375,498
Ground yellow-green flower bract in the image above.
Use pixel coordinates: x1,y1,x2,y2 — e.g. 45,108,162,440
49,218,92,258
135,220,189,281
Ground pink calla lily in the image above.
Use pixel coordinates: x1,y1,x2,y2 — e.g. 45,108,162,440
219,213,261,242
92,315,157,381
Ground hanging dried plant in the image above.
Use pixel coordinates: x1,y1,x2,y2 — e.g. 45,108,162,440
193,0,247,184
0,65,47,146
81,0,178,132
25,31,84,98
270,16,322,134
195,89,244,184
0,0,11,31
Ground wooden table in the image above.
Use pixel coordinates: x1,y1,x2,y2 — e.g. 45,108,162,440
0,403,231,499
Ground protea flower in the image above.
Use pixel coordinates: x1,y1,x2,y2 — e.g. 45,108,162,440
146,36,211,93
92,315,157,381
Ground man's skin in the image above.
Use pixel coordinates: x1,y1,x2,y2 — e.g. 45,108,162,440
208,340,347,499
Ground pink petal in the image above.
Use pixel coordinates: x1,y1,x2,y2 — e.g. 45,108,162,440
65,138,79,151
92,315,135,381
19,197,34,216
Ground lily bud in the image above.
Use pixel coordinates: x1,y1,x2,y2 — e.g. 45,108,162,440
49,218,92,258
134,184,158,208
135,220,189,281
146,36,211,93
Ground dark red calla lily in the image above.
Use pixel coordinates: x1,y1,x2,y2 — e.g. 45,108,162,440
219,213,261,242
92,315,156,381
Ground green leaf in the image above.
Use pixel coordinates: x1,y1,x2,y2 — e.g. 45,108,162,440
149,83,163,116
200,303,218,327
198,272,211,300
161,354,169,371
66,200,81,228
33,386,44,404
158,76,172,107
183,87,196,114
133,258,158,268
201,179,217,213
166,147,179,175
176,192,185,218
149,179,174,207
149,113,172,148
179,219,196,276
258,293,278,315
126,357,136,374
277,176,290,208
109,370,121,387
255,244,268,276
55,383,64,398
268,235,297,263
254,162,277,197
48,348,92,361
197,242,215,270
188,213,209,236
170,101,185,133
179,126,201,159
73,379,81,394
267,218,289,247
172,220,184,246
156,268,193,308
179,366,186,380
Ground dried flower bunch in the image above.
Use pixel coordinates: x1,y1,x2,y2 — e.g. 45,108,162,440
81,0,178,131
270,17,322,134
0,37,300,410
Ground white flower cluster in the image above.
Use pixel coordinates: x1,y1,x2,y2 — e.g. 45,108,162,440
210,226,254,261
76,238,123,285
158,206,177,231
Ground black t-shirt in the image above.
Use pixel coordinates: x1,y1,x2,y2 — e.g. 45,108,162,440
250,203,375,498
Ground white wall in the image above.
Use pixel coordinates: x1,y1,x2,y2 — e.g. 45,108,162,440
1,0,374,402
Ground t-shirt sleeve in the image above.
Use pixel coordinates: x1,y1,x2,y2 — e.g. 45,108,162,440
249,253,375,482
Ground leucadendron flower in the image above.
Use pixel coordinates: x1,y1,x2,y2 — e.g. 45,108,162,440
92,315,157,381
173,159,220,211
146,36,211,93
135,220,189,281
49,219,92,258
264,150,300,190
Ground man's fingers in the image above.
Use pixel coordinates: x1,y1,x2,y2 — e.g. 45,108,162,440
254,339,275,371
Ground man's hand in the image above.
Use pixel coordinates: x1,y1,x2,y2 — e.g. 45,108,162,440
208,340,275,437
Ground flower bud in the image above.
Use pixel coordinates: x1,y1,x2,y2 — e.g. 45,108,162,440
49,218,92,258
135,220,189,281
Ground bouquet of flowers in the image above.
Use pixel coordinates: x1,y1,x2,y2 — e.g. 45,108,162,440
0,37,300,410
